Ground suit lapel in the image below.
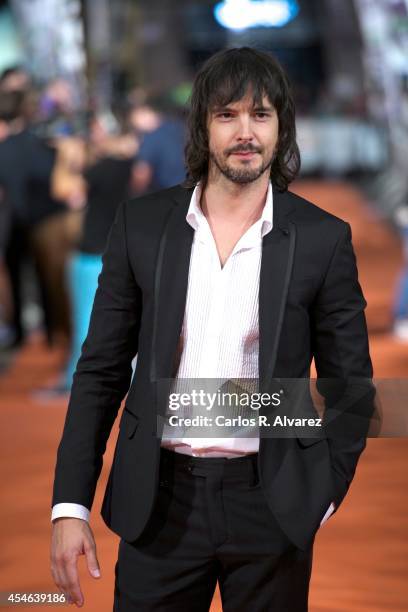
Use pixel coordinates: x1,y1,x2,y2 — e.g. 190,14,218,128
259,187,296,390
151,187,194,387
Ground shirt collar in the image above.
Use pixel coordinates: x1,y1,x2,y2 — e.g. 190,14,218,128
186,182,273,242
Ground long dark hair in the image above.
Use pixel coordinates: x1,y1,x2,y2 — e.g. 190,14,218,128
184,47,300,192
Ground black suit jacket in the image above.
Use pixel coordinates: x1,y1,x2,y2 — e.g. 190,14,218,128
52,183,374,551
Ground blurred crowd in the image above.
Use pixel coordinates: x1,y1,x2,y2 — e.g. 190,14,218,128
0,65,186,395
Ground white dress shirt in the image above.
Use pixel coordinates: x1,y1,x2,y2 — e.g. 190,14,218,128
52,183,335,525
160,181,272,457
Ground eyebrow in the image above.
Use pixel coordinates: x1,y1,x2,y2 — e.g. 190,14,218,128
211,104,274,113
252,105,274,112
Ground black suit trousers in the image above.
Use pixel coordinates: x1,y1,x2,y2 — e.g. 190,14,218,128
113,448,313,612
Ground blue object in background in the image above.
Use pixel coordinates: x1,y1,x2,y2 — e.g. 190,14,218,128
64,252,103,388
137,119,187,190
214,0,299,31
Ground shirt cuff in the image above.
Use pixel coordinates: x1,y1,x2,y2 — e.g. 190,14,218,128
51,503,90,523
320,501,336,527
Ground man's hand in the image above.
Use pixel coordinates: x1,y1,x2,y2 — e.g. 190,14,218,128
50,518,100,607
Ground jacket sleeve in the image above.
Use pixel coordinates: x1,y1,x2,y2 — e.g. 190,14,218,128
311,222,376,508
52,200,142,511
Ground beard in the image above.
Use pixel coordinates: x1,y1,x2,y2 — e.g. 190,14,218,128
209,143,275,184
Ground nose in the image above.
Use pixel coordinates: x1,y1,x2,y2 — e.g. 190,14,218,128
236,114,253,141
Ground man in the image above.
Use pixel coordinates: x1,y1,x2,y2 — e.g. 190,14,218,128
0,66,31,94
130,97,186,194
51,48,374,611
0,90,79,348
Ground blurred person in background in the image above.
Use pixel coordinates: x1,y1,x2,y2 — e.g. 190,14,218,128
38,77,79,137
37,109,138,397
129,95,186,194
0,65,31,94
0,88,81,349
393,204,408,340
0,185,14,348
0,106,13,347
392,79,408,342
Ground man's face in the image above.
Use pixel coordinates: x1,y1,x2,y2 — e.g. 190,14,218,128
207,93,279,184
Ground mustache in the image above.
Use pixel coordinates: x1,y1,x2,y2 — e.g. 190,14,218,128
225,144,262,155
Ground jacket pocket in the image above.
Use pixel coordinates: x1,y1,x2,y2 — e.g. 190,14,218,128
120,407,139,439
296,435,326,447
